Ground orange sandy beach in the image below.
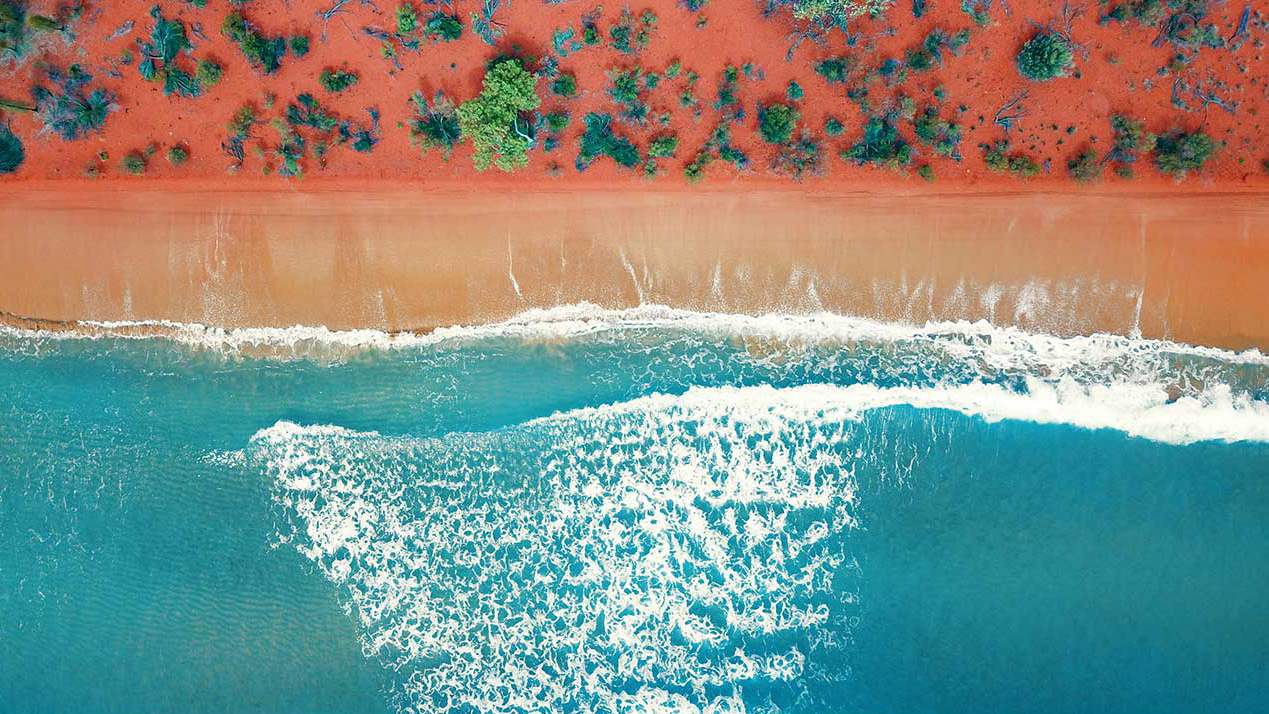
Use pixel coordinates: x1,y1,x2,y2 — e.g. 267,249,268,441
3,181,1269,351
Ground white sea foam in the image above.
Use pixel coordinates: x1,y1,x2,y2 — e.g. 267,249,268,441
529,381,1269,446
253,388,864,714
3,303,1266,370
250,375,1269,714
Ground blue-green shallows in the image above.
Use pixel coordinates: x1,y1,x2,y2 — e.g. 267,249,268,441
2,307,1268,714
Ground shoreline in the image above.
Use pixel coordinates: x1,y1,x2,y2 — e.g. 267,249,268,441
3,183,1269,351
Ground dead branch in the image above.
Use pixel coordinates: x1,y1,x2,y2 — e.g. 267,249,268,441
994,89,1029,133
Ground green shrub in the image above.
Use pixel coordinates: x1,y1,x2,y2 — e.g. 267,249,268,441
824,116,844,136
407,90,461,157
917,164,935,181
33,66,116,140
396,2,418,34
223,11,286,74
456,58,541,171
545,111,570,133
425,12,462,40
551,72,578,97
138,6,204,97
608,8,655,54
319,67,359,93
912,106,962,158
120,151,147,174
290,35,310,56
787,80,803,100
772,133,823,180
27,14,60,32
782,0,894,23
982,140,1041,176
576,112,639,170
1066,149,1100,182
648,134,679,158
842,116,911,169
0,0,28,61
0,123,23,174
195,59,223,88
582,22,600,45
815,57,852,83
1153,129,1216,177
758,103,799,144
167,144,189,166
683,151,712,183
1016,32,1074,80
227,104,256,140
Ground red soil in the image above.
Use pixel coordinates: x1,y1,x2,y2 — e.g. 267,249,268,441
1,0,1267,190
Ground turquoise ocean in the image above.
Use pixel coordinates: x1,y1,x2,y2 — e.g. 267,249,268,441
2,304,1268,713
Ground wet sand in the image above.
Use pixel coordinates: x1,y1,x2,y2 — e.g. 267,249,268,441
2,181,1269,350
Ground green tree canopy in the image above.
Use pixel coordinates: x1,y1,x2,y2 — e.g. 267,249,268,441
457,58,541,172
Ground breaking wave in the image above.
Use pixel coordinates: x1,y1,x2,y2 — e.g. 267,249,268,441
250,390,864,714
248,371,1268,712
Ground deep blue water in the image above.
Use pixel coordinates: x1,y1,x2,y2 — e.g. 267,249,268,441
2,307,1268,713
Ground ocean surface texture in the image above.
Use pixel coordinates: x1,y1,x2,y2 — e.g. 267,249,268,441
2,305,1268,714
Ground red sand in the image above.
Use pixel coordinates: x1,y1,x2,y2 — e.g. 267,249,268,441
0,0,1266,187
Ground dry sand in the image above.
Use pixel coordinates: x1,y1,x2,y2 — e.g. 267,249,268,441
2,181,1268,351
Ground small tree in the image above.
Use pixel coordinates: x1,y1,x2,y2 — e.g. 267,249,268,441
1016,32,1073,81
456,58,541,171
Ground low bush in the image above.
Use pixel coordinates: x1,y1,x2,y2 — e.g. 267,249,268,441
223,11,287,74
0,123,24,174
576,112,639,170
407,90,461,157
772,132,823,180
1066,149,1100,182
1016,32,1074,80
982,140,1041,176
815,57,852,83
425,12,462,41
551,72,578,98
120,151,147,174
319,67,359,93
647,133,679,158
195,59,223,88
167,144,189,166
33,65,116,140
1153,129,1216,177
758,103,799,144
841,116,911,169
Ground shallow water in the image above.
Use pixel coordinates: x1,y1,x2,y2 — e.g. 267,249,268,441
2,306,1268,713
